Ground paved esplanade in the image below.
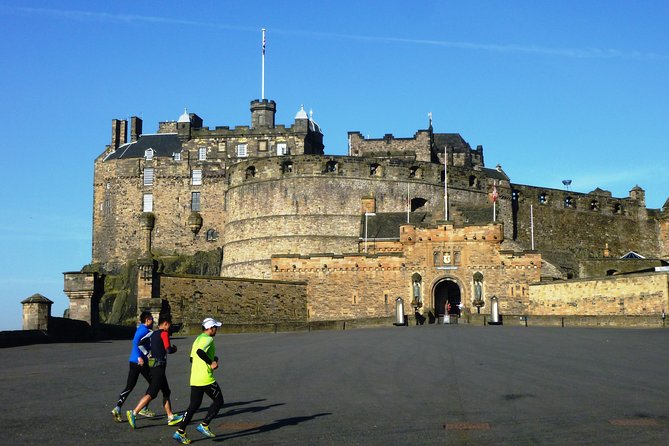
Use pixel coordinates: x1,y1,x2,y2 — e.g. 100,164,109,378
2,325,669,445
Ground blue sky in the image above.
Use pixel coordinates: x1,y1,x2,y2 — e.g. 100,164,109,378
0,1,667,330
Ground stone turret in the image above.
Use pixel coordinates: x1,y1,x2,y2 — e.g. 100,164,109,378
250,99,276,128
21,294,53,330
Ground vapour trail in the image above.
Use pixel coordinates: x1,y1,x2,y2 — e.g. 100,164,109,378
8,6,668,61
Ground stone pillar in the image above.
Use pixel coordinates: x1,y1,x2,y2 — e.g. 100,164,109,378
137,258,161,322
21,294,53,330
139,212,155,256
63,272,98,325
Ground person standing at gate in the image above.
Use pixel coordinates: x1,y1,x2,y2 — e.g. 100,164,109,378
111,311,155,422
173,317,225,444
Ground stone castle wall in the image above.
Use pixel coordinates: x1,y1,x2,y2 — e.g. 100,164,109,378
93,151,227,268
272,223,542,320
158,274,308,326
495,183,662,274
348,131,433,162
529,272,669,316
222,156,455,278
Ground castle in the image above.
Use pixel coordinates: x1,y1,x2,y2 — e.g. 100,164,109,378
63,97,669,329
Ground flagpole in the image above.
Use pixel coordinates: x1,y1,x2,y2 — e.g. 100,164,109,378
530,204,535,250
261,28,266,100
444,146,448,221
492,180,497,221
493,195,496,221
407,183,410,224
492,181,498,222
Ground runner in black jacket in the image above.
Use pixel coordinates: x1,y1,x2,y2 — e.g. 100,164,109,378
126,314,183,428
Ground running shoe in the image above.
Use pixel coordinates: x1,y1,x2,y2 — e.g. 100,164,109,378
167,414,184,426
111,406,122,423
138,407,156,418
196,423,216,438
172,430,191,444
127,410,136,429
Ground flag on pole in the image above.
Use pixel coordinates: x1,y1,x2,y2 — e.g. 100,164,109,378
492,183,498,202
262,29,266,55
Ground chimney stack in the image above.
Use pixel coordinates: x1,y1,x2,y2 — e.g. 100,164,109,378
131,116,143,143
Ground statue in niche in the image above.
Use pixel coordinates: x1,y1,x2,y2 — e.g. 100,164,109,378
473,272,484,313
412,277,422,306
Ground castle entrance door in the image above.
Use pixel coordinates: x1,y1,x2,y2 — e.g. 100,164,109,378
434,278,461,316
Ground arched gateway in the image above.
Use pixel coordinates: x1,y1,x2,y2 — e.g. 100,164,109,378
433,278,461,316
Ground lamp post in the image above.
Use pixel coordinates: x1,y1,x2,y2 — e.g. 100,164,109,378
364,212,376,253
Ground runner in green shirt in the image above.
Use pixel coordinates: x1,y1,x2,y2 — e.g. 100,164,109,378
173,317,224,444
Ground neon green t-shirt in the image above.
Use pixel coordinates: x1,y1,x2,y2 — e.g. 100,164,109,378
190,332,217,386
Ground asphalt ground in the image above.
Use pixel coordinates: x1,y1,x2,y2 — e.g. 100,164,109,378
2,324,669,445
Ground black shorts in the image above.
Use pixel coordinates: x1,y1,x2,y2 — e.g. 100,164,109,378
146,364,171,400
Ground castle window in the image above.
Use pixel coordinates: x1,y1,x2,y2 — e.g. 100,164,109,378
469,175,477,187
440,170,445,182
564,196,574,208
370,163,381,176
613,203,622,214
192,169,202,185
236,144,248,158
411,197,427,212
173,152,181,161
325,160,338,173
281,161,293,174
512,190,520,201
143,193,153,212
143,167,154,186
409,166,421,178
191,192,201,211
206,229,217,242
590,200,599,211
198,147,207,161
539,192,548,204
245,166,256,179
277,143,288,156
144,148,154,160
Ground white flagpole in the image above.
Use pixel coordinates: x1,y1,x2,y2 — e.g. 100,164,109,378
407,183,410,224
493,197,496,222
444,146,448,221
530,204,535,250
261,28,266,100
492,181,497,221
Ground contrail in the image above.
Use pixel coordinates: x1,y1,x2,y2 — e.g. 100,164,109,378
7,6,668,61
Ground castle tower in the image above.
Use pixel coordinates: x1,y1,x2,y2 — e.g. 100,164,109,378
250,99,276,128
177,108,191,141
21,294,53,330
